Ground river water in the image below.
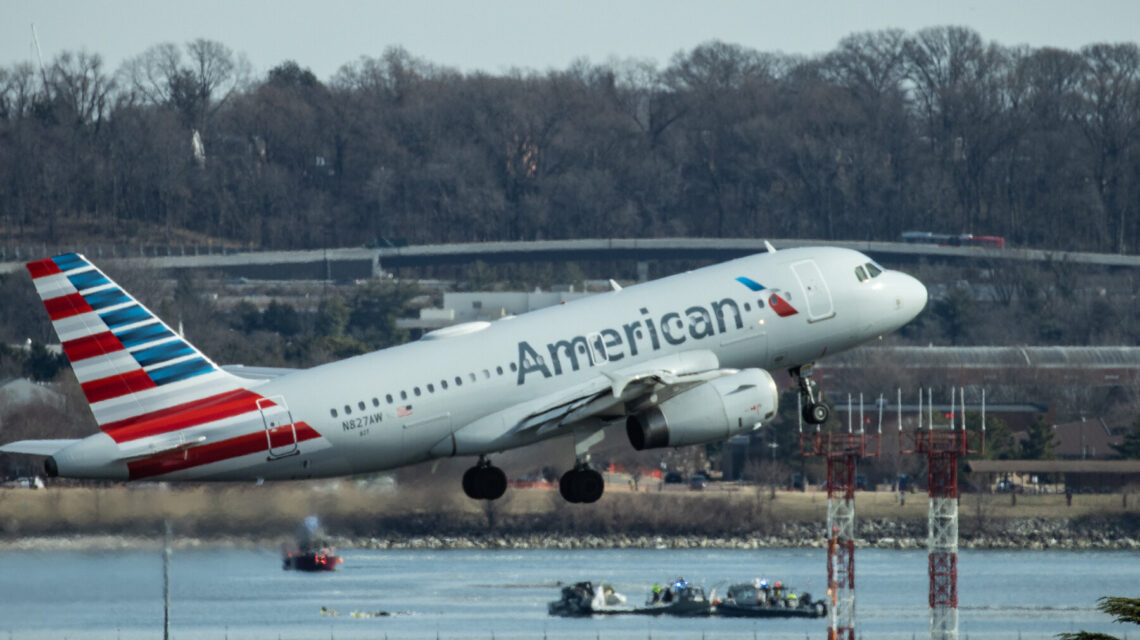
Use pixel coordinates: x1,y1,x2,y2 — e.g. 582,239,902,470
0,547,1134,639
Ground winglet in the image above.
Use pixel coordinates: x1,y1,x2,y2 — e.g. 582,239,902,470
608,279,622,291
764,240,777,253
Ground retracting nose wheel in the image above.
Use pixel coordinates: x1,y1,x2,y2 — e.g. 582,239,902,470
559,464,604,504
803,402,830,425
462,458,507,501
791,364,830,425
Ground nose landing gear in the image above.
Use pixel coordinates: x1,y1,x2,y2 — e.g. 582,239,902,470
792,364,831,425
462,457,507,500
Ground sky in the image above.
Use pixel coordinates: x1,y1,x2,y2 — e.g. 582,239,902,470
3,0,1139,81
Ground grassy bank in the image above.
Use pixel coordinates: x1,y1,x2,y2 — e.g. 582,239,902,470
2,483,1137,545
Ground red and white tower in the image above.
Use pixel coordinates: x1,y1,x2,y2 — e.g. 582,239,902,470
801,395,880,640
899,388,985,640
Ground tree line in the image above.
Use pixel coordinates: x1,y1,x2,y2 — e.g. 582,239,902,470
1,27,1138,253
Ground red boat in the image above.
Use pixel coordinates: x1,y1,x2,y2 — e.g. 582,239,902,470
283,516,342,572
283,547,342,572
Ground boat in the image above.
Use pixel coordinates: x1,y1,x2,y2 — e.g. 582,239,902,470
282,516,342,572
283,547,341,571
714,581,826,618
634,579,713,617
547,581,624,617
548,578,711,617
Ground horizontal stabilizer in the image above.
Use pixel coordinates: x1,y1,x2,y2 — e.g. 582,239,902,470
0,439,79,456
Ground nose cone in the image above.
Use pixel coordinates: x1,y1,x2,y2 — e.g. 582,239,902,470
896,272,928,322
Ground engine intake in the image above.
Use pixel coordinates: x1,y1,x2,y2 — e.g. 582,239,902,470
626,368,778,450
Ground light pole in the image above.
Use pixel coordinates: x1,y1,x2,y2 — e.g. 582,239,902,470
768,440,779,498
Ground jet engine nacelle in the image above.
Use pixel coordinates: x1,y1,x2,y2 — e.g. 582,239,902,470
625,368,779,450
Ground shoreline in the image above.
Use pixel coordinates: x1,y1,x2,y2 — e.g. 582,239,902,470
3,486,1137,552
2,518,1137,552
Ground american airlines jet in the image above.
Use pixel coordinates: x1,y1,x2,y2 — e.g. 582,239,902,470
1,246,926,503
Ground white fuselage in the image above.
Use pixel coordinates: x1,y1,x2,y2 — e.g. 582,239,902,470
43,247,927,482
234,247,921,480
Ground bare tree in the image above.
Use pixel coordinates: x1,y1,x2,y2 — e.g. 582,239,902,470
1075,43,1140,254
119,39,249,133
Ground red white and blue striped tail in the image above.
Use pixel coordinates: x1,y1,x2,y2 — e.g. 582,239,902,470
27,253,252,439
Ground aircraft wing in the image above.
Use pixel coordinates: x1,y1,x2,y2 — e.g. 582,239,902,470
435,350,734,456
0,439,80,456
517,349,730,436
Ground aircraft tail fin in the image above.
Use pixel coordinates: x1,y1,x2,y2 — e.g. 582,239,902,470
26,254,252,440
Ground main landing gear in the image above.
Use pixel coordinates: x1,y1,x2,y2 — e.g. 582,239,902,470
462,457,507,501
792,364,830,425
559,463,604,504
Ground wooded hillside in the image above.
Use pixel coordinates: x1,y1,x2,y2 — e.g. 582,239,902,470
2,27,1138,253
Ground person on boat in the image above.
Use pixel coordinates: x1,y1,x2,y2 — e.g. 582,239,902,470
651,583,662,603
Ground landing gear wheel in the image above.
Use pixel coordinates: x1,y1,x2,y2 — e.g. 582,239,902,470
559,466,605,504
480,465,507,501
572,469,604,504
462,467,481,499
791,364,830,425
462,461,507,501
559,472,580,503
803,402,830,425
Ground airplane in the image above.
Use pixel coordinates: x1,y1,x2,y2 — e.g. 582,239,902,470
0,246,926,503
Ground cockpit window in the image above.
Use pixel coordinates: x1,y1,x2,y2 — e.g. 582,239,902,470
866,262,883,278
855,265,869,282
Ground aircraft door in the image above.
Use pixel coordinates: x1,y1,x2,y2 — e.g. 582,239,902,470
790,260,836,323
258,396,298,459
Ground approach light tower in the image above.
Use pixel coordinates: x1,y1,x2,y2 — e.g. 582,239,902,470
899,388,985,640
800,394,881,640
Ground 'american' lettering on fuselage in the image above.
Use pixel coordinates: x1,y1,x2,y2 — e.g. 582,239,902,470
515,290,794,386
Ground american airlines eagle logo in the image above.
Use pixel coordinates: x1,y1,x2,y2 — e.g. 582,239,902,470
735,276,799,317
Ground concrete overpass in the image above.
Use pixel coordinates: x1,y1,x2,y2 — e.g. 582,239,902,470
3,238,1140,279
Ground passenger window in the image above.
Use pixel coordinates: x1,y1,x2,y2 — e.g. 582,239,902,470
358,401,366,411
496,366,503,375
372,398,380,407
400,391,407,400
510,363,518,372
441,380,448,390
414,387,422,396
855,266,869,282
866,263,882,278
756,298,765,309
386,394,393,404
744,303,751,312
344,405,352,415
483,369,491,379
469,373,476,382
427,384,435,393
455,376,463,386
330,409,338,418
